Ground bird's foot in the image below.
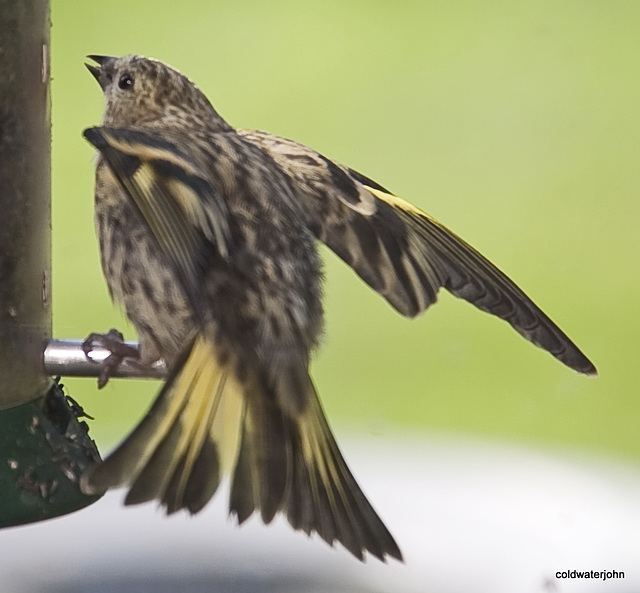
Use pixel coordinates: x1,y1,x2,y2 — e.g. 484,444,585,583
82,329,140,389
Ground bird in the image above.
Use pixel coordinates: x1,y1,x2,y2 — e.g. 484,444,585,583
80,54,596,563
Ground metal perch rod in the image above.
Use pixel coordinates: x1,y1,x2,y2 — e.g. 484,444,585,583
43,339,167,380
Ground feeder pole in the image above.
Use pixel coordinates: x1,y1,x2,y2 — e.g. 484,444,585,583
0,0,103,528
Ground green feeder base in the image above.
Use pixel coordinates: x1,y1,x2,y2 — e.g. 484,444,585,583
0,380,103,528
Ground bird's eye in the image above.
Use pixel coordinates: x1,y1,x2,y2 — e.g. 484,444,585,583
118,73,134,90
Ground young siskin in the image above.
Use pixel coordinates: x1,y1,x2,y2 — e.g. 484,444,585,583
80,54,596,562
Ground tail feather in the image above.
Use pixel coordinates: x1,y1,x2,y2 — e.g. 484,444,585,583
81,359,190,494
301,395,401,561
81,334,401,562
230,377,402,562
161,436,221,514
81,335,242,511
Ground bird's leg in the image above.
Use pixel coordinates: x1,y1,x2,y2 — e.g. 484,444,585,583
82,328,140,389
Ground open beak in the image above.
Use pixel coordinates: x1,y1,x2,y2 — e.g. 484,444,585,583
85,55,116,89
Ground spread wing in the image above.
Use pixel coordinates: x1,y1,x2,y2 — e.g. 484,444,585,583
241,129,596,376
84,126,231,318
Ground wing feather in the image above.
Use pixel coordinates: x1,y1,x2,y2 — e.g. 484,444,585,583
240,130,596,375
84,126,231,317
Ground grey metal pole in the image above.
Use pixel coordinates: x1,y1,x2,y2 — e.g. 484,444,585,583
0,1,103,527
0,0,52,409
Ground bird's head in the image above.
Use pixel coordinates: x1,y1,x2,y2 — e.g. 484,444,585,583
85,54,229,131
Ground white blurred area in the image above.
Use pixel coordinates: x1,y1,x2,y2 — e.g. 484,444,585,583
1,433,638,593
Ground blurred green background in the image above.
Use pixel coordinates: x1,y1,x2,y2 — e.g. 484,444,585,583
51,1,638,461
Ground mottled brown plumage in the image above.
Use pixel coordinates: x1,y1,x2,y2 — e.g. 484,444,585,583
81,54,595,563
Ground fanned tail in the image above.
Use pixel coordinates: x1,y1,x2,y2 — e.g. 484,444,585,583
81,335,402,562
